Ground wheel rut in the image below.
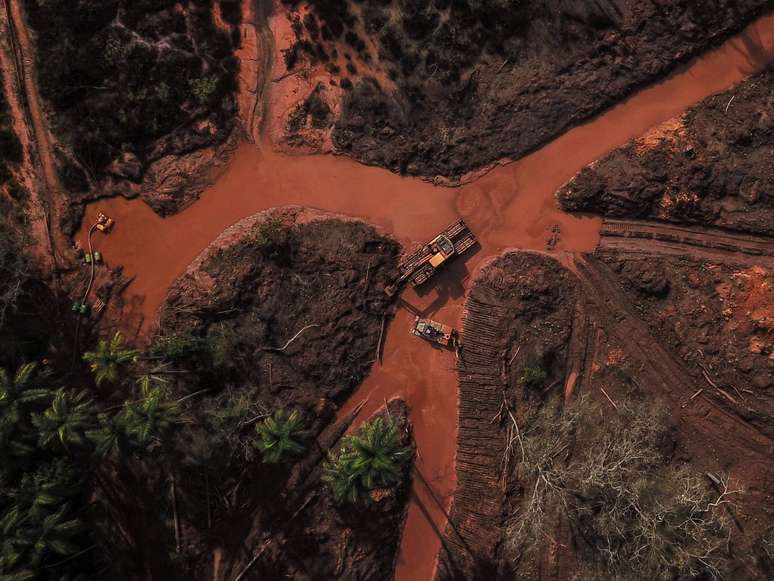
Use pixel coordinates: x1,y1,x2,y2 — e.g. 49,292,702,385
598,218,774,267
575,255,774,465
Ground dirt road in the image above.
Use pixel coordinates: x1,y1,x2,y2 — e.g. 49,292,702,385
0,0,65,267
598,218,774,267
73,11,774,581
2,0,66,260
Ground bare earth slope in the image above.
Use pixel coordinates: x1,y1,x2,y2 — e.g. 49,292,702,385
558,67,774,235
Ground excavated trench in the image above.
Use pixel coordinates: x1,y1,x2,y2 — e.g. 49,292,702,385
72,12,774,581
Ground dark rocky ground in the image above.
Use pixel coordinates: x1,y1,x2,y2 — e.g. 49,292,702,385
284,0,770,179
558,67,774,235
160,210,399,411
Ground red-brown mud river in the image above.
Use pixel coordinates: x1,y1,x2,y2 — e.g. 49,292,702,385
77,15,774,581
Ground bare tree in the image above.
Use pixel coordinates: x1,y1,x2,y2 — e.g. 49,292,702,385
504,394,739,580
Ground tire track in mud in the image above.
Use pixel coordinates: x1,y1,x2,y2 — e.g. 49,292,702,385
563,298,596,404
2,0,65,264
0,3,51,267
598,218,774,267
437,297,509,581
574,255,774,464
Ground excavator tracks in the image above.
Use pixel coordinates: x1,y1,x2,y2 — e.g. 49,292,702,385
598,218,774,266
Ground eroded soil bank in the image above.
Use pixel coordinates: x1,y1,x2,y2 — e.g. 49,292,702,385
282,0,773,180
73,15,774,581
559,66,774,235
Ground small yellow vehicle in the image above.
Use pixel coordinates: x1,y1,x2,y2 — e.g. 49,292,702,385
95,213,114,233
386,219,477,295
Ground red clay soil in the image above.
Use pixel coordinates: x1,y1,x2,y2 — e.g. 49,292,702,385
599,251,774,439
72,16,774,581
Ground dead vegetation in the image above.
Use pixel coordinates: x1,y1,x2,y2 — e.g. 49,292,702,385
504,392,738,580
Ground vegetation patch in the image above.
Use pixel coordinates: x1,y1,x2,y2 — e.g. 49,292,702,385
282,0,769,179
558,69,774,236
323,415,412,504
504,392,735,580
23,0,239,190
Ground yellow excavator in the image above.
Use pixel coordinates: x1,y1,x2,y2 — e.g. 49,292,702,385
386,219,477,295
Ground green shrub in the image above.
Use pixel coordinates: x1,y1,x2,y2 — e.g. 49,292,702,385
520,364,547,389
252,216,291,263
190,76,218,105
255,409,307,464
0,214,28,327
150,335,208,363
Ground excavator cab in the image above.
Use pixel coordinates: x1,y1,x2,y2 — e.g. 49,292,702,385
429,235,455,268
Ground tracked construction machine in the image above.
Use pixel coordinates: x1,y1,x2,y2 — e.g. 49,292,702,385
411,317,458,348
386,219,477,295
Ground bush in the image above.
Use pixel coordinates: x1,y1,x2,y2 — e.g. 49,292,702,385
150,334,208,363
190,76,219,105
504,394,736,579
0,215,28,328
251,215,291,263
519,364,547,389
254,409,308,464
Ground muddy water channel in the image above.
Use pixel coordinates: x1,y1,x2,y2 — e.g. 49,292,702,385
76,15,774,581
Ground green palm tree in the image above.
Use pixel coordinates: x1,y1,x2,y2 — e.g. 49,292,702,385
0,402,35,464
0,364,52,472
32,389,95,450
82,332,139,386
255,409,307,464
0,501,83,573
3,460,79,528
87,412,135,461
0,532,32,579
322,417,411,504
0,363,52,407
25,506,84,568
123,391,177,449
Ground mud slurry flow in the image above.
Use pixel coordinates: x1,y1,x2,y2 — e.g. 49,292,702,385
74,13,774,581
